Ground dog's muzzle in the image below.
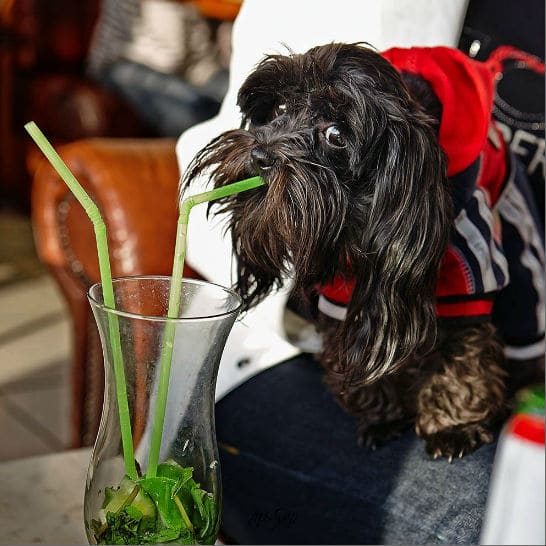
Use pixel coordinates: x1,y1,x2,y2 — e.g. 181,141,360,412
250,146,276,173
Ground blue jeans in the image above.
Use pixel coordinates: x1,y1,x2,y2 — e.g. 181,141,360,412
215,354,498,544
96,60,229,137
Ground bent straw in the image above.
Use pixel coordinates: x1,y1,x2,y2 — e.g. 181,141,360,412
24,121,137,480
146,175,265,478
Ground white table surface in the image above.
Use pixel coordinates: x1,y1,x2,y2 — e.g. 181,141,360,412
0,448,91,544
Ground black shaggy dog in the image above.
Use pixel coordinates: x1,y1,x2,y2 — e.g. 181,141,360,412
181,43,544,460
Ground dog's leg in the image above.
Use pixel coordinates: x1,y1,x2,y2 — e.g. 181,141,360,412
319,319,413,448
416,323,507,460
324,367,412,449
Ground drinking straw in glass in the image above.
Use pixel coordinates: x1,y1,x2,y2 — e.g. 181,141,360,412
24,121,137,480
146,175,265,477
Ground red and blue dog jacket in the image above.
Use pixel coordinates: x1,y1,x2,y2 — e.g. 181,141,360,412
318,47,545,360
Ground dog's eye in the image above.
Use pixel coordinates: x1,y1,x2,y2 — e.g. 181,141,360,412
324,125,346,148
275,103,287,116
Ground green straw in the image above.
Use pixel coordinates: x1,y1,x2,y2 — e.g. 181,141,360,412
24,121,137,480
146,175,265,478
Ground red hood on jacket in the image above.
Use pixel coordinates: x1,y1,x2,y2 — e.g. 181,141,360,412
382,46,496,177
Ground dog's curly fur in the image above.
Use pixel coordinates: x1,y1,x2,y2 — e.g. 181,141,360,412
181,43,511,459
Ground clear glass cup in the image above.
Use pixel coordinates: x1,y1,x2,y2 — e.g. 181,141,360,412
84,276,241,545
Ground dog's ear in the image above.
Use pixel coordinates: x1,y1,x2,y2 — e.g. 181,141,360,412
341,103,451,385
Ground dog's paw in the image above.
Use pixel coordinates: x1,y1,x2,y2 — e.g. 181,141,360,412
421,423,494,462
357,420,410,450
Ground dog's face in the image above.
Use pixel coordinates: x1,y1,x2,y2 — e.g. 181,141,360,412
183,43,452,384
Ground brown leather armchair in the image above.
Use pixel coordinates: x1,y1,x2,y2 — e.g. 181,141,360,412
31,138,200,447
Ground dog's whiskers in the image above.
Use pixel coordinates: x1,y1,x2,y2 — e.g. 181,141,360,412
297,157,337,176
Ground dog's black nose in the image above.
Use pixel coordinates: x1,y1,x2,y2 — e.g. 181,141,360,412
250,147,276,171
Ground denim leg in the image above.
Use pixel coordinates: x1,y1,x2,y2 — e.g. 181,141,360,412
96,61,225,136
215,354,498,544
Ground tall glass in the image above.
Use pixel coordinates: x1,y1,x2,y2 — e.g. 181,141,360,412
84,276,241,545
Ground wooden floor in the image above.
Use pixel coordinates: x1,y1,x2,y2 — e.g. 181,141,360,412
0,211,71,461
